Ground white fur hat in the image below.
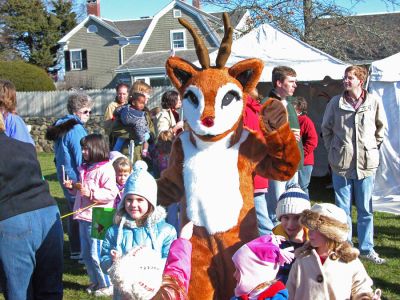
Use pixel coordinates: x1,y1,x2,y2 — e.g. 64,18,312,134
121,160,157,209
300,203,349,242
109,245,163,300
276,184,310,220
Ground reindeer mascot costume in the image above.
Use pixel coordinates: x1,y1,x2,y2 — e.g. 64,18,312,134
157,13,300,300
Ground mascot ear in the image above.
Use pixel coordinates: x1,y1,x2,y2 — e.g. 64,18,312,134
166,56,200,91
228,58,264,93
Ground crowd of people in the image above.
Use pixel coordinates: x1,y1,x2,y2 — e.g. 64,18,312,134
0,62,387,299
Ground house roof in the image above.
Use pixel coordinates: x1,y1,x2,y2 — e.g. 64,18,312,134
115,49,218,73
310,12,400,63
103,18,153,37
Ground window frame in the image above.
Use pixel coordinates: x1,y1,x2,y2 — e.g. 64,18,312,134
87,24,98,33
170,29,186,50
173,9,182,18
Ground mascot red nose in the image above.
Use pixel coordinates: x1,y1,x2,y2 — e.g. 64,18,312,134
157,12,300,300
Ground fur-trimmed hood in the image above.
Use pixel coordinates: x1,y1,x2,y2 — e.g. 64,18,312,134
45,115,81,141
115,206,169,253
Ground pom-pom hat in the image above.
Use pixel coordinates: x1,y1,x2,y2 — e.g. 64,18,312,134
121,160,157,209
276,184,310,220
300,203,349,242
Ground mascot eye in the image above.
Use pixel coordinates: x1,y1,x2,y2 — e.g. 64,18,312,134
221,91,240,108
184,90,199,108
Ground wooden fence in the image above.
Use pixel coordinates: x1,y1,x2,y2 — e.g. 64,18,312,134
16,86,174,117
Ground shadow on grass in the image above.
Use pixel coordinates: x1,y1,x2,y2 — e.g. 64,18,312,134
44,172,59,181
371,277,400,300
63,280,86,291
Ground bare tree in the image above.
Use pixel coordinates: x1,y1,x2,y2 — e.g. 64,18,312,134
202,0,400,61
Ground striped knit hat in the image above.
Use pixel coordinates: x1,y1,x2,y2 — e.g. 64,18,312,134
276,184,310,220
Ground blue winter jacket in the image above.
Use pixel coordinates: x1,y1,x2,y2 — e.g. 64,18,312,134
46,114,87,184
100,206,177,274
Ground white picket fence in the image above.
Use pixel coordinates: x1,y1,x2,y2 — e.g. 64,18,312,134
16,86,174,117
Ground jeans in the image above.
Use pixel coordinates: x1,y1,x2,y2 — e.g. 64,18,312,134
0,205,63,300
254,192,274,235
61,186,81,254
298,165,313,196
79,220,111,289
166,203,180,233
332,173,375,254
266,172,298,225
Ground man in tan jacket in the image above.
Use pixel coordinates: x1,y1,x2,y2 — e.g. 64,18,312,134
321,65,387,264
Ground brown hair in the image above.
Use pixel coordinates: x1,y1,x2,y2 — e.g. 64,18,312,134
150,106,161,118
156,130,174,155
161,90,179,109
272,66,297,88
0,79,17,113
153,275,189,300
344,65,368,83
292,96,308,114
114,199,155,226
80,134,110,163
115,82,129,93
113,156,132,173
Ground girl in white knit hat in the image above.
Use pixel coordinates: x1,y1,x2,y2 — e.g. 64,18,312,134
100,160,177,300
286,203,381,300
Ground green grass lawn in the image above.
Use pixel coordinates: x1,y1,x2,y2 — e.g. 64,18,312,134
2,153,398,299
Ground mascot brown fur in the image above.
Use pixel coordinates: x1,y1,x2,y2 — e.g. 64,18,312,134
157,13,300,300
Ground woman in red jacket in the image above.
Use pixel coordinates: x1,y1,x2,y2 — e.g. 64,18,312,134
293,97,318,196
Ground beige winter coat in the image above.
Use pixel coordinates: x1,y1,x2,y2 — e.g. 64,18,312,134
155,109,176,137
286,248,373,300
321,91,386,179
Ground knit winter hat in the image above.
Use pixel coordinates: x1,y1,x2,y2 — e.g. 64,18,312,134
300,203,349,242
121,160,157,209
276,184,311,220
232,235,291,296
108,245,164,300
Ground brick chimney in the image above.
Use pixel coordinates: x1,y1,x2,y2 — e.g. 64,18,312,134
192,0,201,9
87,0,100,17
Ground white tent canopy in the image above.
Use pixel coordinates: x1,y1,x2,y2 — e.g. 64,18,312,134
201,24,348,82
368,52,400,215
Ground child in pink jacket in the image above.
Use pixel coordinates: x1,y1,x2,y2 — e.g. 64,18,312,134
64,134,119,297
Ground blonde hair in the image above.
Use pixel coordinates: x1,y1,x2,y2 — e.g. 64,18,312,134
0,79,17,113
153,275,189,300
0,112,5,132
131,80,152,95
113,157,132,173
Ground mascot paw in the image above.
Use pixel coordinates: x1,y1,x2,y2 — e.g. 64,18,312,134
260,98,288,132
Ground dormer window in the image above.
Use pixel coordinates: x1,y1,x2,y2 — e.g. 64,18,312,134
173,9,182,18
170,30,186,50
87,24,98,33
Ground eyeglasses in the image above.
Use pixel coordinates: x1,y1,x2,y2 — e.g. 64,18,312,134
80,110,92,115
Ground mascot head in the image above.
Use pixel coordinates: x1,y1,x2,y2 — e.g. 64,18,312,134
166,13,264,141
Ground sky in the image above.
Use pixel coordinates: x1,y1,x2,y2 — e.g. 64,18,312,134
97,0,400,21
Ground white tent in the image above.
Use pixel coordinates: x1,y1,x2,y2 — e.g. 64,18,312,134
368,52,400,215
204,23,348,81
